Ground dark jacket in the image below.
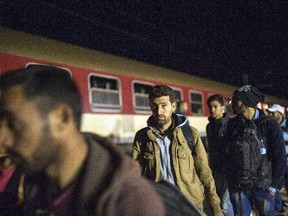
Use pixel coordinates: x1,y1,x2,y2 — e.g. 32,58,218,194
206,113,229,174
23,133,165,216
0,166,25,216
225,109,286,190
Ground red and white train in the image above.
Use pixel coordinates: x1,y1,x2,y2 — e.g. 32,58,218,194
1,27,288,147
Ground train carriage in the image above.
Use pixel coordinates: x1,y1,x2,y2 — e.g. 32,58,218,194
1,27,288,149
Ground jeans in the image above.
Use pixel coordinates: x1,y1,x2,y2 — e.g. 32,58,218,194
230,190,275,216
274,190,283,212
221,189,234,216
213,172,234,216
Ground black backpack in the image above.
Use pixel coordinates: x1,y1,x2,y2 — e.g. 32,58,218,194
181,125,197,156
226,116,272,190
150,180,206,216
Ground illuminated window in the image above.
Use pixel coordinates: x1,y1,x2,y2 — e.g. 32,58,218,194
173,89,183,103
25,62,72,76
133,82,153,112
89,74,121,112
189,91,204,115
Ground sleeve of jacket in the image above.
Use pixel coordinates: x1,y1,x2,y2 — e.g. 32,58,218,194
132,130,143,162
190,126,222,214
266,119,286,189
98,155,166,216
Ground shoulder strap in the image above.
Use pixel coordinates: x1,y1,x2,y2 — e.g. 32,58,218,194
253,115,271,135
181,125,197,157
254,115,270,124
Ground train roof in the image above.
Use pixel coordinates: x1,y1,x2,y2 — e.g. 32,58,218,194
1,27,287,105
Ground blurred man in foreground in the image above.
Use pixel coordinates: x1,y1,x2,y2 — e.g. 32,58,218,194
0,65,165,215
0,147,25,215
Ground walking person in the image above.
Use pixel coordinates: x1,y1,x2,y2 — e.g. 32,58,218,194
132,85,224,216
268,104,288,211
175,100,189,116
225,85,286,216
206,94,234,215
0,65,165,216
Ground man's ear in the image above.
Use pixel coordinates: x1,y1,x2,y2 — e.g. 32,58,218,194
49,105,74,133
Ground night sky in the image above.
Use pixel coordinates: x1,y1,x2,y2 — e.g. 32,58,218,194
1,0,288,100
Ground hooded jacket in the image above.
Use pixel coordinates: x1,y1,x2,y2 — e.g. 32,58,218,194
132,113,222,214
22,133,165,216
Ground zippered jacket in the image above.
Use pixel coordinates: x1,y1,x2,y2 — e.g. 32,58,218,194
132,113,222,214
23,133,165,216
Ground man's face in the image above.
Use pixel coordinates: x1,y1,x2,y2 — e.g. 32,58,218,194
150,96,176,128
180,102,188,114
269,111,282,123
0,85,59,175
231,96,246,115
209,100,224,119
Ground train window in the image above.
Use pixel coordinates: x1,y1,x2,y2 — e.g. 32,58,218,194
173,88,183,103
25,62,72,76
133,82,153,112
189,91,204,115
89,74,121,112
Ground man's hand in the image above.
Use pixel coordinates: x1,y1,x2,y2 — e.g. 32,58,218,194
214,212,224,216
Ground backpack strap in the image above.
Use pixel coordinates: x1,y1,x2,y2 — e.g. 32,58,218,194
181,125,197,157
253,115,271,136
254,115,270,124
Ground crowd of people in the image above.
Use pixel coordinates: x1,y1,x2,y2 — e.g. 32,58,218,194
0,65,287,216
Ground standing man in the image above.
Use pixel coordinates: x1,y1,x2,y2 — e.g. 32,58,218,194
267,104,288,138
225,85,286,216
267,104,288,208
206,94,234,215
132,85,223,216
0,65,165,216
175,100,188,116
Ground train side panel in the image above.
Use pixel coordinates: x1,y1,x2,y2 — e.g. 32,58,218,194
1,27,288,145
0,52,210,143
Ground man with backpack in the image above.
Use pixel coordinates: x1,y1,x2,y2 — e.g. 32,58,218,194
225,85,286,216
132,85,223,216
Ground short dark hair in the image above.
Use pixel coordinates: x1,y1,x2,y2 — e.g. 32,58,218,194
149,85,175,102
0,65,82,130
207,94,224,107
